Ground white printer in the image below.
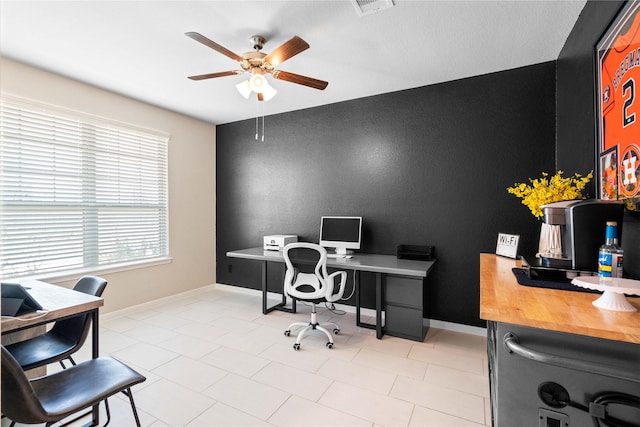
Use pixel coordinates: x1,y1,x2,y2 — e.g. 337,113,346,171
263,235,298,251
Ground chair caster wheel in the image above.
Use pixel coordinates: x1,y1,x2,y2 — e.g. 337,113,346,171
284,330,291,337
326,342,334,349
293,343,301,351
333,328,340,335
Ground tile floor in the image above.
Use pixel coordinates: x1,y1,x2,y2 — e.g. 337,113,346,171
3,285,491,427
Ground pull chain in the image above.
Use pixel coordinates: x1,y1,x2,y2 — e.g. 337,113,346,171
254,101,266,142
255,116,259,141
254,116,265,141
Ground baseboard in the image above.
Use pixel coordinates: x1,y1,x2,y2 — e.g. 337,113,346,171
101,284,216,321
215,283,487,336
215,282,264,296
427,319,486,336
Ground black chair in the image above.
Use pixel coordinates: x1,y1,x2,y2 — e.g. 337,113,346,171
1,345,146,427
283,243,347,350
5,275,107,371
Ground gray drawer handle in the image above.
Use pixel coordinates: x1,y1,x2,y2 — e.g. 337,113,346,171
503,332,639,383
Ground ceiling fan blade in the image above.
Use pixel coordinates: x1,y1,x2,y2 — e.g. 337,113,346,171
272,70,328,90
185,32,244,62
187,71,243,80
263,36,310,66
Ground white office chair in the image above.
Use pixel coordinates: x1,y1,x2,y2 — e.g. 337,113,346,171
283,242,347,350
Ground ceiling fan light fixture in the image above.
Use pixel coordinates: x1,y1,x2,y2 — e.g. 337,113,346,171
261,84,277,101
235,80,252,98
249,73,268,93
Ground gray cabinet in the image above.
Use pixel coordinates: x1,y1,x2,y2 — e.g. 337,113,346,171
384,274,428,341
488,321,640,426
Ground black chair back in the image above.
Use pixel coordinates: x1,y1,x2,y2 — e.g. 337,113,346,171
1,345,48,424
286,246,324,274
49,275,107,344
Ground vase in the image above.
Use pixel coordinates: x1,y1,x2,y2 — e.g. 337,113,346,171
538,222,562,257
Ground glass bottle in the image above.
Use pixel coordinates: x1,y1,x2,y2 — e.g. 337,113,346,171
598,221,624,279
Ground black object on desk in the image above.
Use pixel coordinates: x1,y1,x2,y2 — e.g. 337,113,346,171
511,268,599,293
397,245,434,261
1,282,43,316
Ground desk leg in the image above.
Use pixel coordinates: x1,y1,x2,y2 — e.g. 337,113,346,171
262,260,296,314
356,271,368,329
356,272,361,325
92,309,99,358
376,273,383,339
91,309,100,426
355,272,385,339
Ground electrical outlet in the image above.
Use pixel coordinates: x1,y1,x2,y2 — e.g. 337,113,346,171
539,408,569,427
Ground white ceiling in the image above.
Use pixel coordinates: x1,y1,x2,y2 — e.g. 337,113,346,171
0,0,586,125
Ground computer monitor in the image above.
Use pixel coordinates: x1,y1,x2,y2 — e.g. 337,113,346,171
319,216,362,256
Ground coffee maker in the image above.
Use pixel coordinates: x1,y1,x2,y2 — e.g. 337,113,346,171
523,199,624,278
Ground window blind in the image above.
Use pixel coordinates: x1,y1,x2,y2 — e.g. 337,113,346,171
0,96,169,279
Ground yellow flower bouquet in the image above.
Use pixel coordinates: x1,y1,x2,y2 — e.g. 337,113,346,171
507,170,594,219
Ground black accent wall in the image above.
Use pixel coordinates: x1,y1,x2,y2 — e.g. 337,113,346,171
557,0,640,280
217,62,556,328
217,0,640,328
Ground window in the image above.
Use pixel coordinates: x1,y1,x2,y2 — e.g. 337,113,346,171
0,95,169,279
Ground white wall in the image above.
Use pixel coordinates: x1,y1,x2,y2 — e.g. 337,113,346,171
0,58,217,313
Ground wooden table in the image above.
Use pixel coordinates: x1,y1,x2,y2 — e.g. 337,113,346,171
2,279,104,424
480,253,640,426
479,253,640,343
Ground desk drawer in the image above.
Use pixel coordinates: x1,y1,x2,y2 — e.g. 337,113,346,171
384,275,423,307
385,304,425,339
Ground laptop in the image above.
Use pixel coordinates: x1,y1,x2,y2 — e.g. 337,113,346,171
1,282,43,316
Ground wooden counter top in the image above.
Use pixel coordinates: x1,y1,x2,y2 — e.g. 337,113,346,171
480,253,640,344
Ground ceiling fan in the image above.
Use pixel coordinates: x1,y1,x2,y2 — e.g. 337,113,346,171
186,32,328,101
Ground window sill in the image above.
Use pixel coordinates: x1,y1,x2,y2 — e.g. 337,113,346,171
14,257,173,285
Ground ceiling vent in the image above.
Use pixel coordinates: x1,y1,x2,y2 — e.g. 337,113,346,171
352,0,395,16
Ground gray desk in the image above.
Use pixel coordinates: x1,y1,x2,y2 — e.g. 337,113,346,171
226,247,436,340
